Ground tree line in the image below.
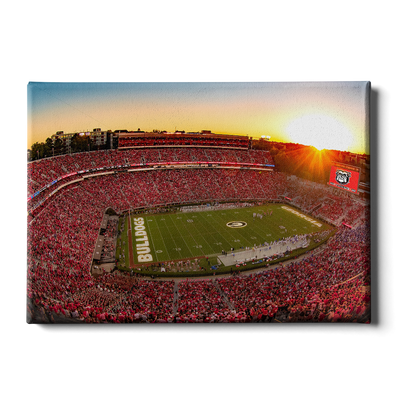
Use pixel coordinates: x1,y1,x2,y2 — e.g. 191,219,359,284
253,139,369,184
28,133,104,161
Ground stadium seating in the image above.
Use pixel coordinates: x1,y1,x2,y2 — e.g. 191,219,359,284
27,146,370,323
27,148,274,198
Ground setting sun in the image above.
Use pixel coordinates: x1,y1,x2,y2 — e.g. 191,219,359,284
28,82,368,154
285,113,354,151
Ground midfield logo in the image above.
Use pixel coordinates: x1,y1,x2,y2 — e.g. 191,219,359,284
226,221,247,228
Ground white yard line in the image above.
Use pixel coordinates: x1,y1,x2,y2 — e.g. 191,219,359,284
151,218,176,261
168,215,198,258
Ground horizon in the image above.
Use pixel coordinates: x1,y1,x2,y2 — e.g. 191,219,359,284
27,130,369,156
28,82,370,154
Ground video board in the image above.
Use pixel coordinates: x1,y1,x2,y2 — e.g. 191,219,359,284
328,164,360,194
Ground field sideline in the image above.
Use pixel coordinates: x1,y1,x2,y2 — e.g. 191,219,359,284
115,204,331,269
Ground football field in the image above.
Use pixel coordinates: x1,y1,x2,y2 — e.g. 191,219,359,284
117,204,331,266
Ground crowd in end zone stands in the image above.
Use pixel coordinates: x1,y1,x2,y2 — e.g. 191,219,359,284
101,218,118,261
30,168,287,215
283,178,368,226
27,148,370,323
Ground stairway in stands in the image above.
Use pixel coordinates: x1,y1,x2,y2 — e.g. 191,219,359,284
212,280,236,312
172,281,179,315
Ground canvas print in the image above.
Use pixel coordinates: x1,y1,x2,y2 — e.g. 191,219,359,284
27,82,371,323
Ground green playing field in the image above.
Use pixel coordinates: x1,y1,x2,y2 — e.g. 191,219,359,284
116,204,331,266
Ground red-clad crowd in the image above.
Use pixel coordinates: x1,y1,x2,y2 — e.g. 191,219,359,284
31,168,284,214
28,148,274,197
282,179,368,226
217,224,370,322
101,218,118,260
28,218,370,323
342,202,369,226
31,226,371,323
69,275,175,323
118,135,249,149
27,147,370,323
175,280,232,322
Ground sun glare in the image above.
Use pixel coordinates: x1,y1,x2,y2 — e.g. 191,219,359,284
285,113,354,151
314,144,325,151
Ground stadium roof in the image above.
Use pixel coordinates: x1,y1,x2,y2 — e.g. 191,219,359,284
117,132,249,140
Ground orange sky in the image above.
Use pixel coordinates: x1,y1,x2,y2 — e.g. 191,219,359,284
28,82,370,154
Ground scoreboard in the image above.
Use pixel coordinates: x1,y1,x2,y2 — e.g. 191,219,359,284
328,163,360,194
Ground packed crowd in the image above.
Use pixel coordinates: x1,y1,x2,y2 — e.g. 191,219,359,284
315,199,345,223
50,168,285,214
175,280,232,322
28,218,370,323
27,167,286,322
27,147,370,323
28,148,274,198
283,179,328,212
342,202,368,226
216,224,370,322
118,135,249,149
101,218,118,260
282,178,368,226
28,184,103,274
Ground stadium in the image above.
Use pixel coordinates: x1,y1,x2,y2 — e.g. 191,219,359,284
27,130,370,323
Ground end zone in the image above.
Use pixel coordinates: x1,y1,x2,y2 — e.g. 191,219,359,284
281,205,322,227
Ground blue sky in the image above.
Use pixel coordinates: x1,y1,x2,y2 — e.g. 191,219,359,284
28,81,370,153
